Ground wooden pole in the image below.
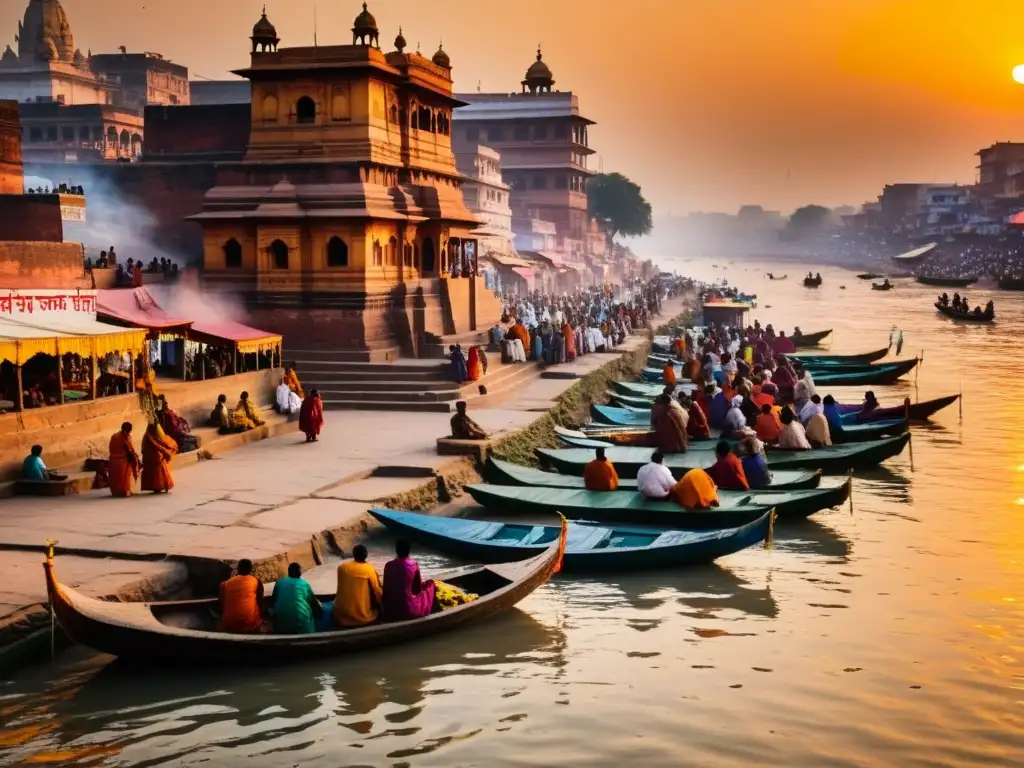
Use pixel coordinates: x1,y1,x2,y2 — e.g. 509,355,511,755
908,432,914,472
959,381,963,423
56,340,64,405
848,470,854,515
16,362,24,412
89,353,96,401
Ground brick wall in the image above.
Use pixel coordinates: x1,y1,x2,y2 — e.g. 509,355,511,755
0,241,90,289
0,194,64,242
0,100,22,196
143,104,251,158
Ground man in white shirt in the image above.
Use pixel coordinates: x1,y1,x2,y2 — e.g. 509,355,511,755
799,394,823,424
275,378,299,414
636,452,676,500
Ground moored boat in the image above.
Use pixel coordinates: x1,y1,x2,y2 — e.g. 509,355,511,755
871,282,893,291
369,509,774,573
42,535,565,666
790,346,889,365
465,479,852,524
934,302,994,323
916,275,977,288
484,457,823,491
791,328,833,347
857,273,883,280
536,433,910,476
997,278,1024,291
841,393,960,423
811,358,917,386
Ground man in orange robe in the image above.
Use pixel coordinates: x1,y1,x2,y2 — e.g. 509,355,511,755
755,403,783,444
684,394,711,440
219,558,265,634
583,447,619,491
108,422,140,497
140,423,178,493
669,468,720,509
705,441,750,490
663,362,678,387
562,322,577,361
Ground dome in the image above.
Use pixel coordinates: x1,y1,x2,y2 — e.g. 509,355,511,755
352,2,378,35
251,6,279,52
18,0,75,63
522,47,554,93
394,26,407,53
431,43,450,68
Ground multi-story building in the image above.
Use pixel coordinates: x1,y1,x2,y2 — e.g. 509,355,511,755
976,143,1024,213
453,49,595,261
90,50,190,110
17,101,143,163
453,143,513,257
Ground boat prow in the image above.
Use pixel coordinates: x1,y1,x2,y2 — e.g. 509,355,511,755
42,530,565,666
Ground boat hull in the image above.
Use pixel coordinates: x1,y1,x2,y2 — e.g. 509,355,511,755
790,346,889,365
917,275,977,287
791,329,833,348
812,358,917,386
934,302,994,323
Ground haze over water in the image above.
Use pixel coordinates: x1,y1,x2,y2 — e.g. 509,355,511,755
3,260,1024,766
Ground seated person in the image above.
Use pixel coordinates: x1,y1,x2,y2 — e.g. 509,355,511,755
219,558,265,634
822,394,845,437
755,402,783,443
22,444,67,482
450,400,487,440
270,562,322,634
799,394,824,425
209,394,241,433
284,365,305,398
157,395,200,452
778,406,811,450
662,362,678,387
583,446,619,491
333,544,383,627
722,395,749,438
669,468,719,509
683,394,711,440
737,436,773,488
236,391,265,427
705,440,750,490
382,538,436,622
275,377,302,415
636,451,676,500
805,408,832,448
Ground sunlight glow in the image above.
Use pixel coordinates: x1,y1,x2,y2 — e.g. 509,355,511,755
1013,65,1024,84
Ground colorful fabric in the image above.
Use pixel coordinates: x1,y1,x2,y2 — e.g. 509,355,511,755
741,453,773,489
663,364,678,387
333,560,383,627
284,368,305,399
434,580,478,609
140,424,177,492
271,576,317,634
756,411,783,443
687,401,711,439
583,458,619,491
805,413,832,446
706,453,750,490
670,468,719,509
108,431,140,497
22,454,47,481
466,347,482,381
299,394,324,438
220,574,263,634
651,401,688,453
382,557,436,621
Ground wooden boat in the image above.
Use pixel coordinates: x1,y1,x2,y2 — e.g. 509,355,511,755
871,282,893,291
916,275,977,288
790,346,889,365
857,273,883,280
591,404,650,427
935,302,994,323
612,380,682,398
803,276,823,288
791,328,833,348
369,509,774,573
811,358,918,386
998,278,1024,291
841,393,960,423
466,479,852,524
767,274,788,280
536,433,910,477
42,534,565,666
484,457,823,491
892,242,936,263
555,425,653,447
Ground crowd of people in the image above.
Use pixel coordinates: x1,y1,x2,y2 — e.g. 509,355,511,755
936,292,995,318
84,247,181,286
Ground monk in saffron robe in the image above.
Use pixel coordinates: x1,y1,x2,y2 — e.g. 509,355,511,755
284,365,305,399
220,558,265,634
583,447,619,491
755,403,783,444
663,362,678,387
705,441,750,490
299,388,324,442
108,422,140,497
684,395,711,440
382,537,436,621
669,468,719,509
140,422,178,493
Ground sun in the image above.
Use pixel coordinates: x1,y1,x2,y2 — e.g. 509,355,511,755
1013,65,1024,84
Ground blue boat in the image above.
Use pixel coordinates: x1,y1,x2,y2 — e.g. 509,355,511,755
591,403,652,426
369,508,774,573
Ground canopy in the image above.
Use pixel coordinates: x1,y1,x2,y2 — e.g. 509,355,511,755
188,320,281,354
892,243,937,261
0,313,148,365
96,288,193,336
484,253,535,269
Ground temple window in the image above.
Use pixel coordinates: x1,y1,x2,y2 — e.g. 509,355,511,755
389,105,398,124
555,123,569,140
61,126,74,142
119,130,130,147
327,236,348,267
488,126,504,142
296,96,316,124
373,239,383,266
555,174,567,189
78,126,90,141
46,126,57,142
403,243,412,268
413,243,420,269
270,239,289,269
29,126,42,142
418,106,432,131
438,112,450,135
531,174,546,190
387,237,398,266
224,238,243,268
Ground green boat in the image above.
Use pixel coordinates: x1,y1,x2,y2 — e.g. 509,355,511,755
789,346,890,365
484,457,824,491
612,380,691,398
466,479,851,524
811,359,917,386
591,403,652,426
536,433,910,477
607,391,664,409
369,508,774,573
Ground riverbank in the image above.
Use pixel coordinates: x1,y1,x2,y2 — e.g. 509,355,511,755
0,291,694,675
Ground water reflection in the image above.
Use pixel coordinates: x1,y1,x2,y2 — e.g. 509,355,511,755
772,520,852,560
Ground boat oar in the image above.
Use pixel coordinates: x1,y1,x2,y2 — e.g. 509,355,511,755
908,431,915,472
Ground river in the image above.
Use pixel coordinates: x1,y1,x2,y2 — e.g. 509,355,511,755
2,259,1023,767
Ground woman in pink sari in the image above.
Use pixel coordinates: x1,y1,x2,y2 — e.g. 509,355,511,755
382,538,436,621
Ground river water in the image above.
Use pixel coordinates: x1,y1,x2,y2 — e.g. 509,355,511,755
3,259,1024,767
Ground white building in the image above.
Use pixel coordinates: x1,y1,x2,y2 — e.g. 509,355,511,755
454,144,514,257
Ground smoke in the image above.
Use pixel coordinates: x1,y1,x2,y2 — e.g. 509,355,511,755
24,168,248,327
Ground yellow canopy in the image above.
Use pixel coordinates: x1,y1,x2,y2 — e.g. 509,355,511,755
0,315,148,365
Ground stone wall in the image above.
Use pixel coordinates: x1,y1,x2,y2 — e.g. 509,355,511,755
0,195,65,243
0,241,90,289
0,368,280,481
0,100,22,195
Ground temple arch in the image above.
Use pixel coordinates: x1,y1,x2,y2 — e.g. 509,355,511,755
421,237,435,274
270,239,289,269
223,238,242,268
326,236,348,267
296,96,316,124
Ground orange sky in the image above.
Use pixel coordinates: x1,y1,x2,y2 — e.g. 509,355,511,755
5,0,1024,216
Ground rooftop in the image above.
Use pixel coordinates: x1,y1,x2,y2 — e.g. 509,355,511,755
453,91,593,124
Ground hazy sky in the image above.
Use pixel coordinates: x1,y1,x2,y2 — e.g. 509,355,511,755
5,0,1024,216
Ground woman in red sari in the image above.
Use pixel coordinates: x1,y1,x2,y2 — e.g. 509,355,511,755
466,346,482,381
108,422,140,497
141,422,178,493
299,388,324,443
562,322,577,362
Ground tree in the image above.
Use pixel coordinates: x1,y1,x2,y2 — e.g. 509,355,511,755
588,173,653,248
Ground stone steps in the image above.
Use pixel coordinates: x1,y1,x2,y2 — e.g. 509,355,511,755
420,329,494,359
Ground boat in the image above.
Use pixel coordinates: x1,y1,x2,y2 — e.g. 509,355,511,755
791,329,833,348
555,425,653,448
536,433,910,477
998,278,1024,291
790,346,889,365
465,479,852,525
871,282,893,291
916,275,977,288
857,273,883,280
369,509,774,573
591,403,651,427
811,358,918,386
840,393,961,423
42,534,565,666
767,274,788,280
803,276,823,288
892,242,937,263
934,302,994,323
484,457,824,491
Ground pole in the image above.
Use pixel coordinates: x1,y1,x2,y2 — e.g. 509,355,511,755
908,432,914,472
56,340,64,405
848,470,854,515
16,362,24,411
89,353,96,401
959,382,963,423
